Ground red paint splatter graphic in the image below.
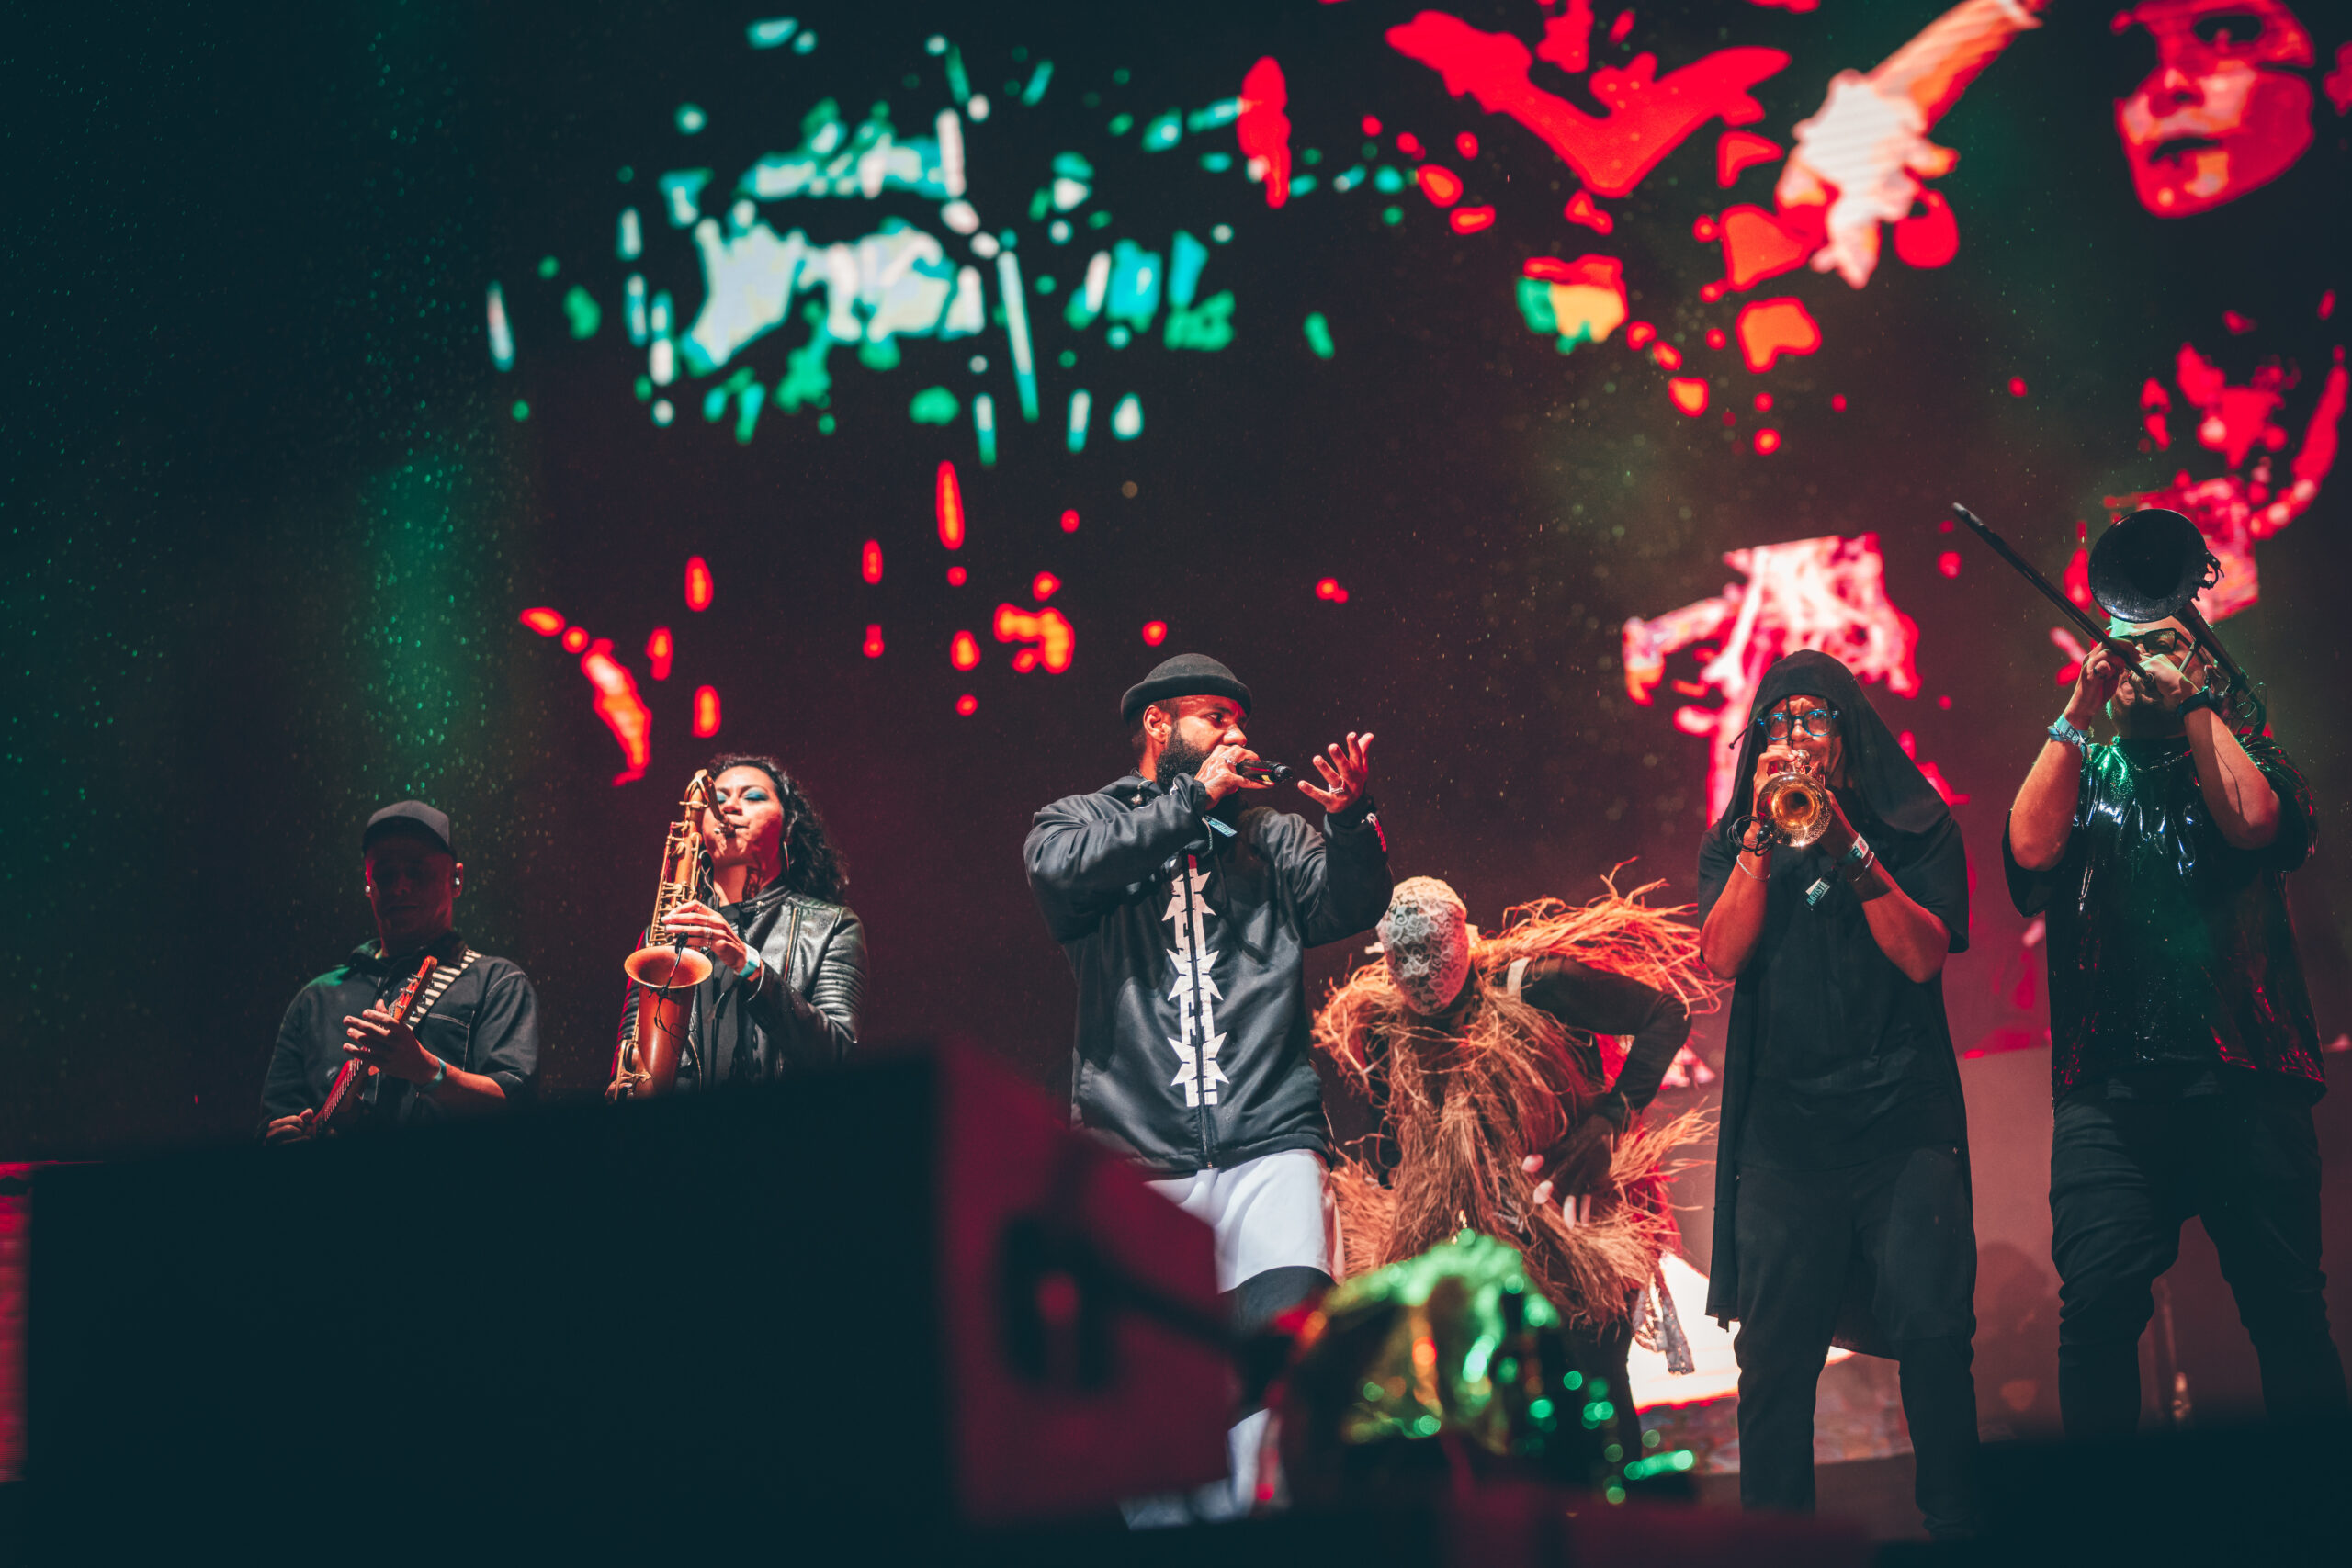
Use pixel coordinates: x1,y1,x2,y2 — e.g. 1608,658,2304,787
1668,378,1710,415
1625,533,1925,819
1651,341,1682,370
1891,189,1959,269
582,638,653,786
861,538,884,583
863,624,885,658
519,607,564,637
2105,344,2347,621
1937,550,1962,579
1031,571,1061,601
1734,297,1821,372
956,694,978,716
1450,205,1497,233
691,684,721,739
1455,131,1479,158
2329,41,2352,114
645,626,673,680
1141,620,1169,646
561,626,590,653
994,604,1076,672
950,629,981,671
1714,204,1819,292
1564,190,1614,232
1387,12,1787,199
1830,393,1847,411
947,565,968,586
935,461,966,549
1716,130,1781,186
1396,130,1425,158
684,556,714,611
1538,0,1595,73
1898,729,1970,807
1626,321,1656,350
1416,165,1464,207
1752,427,1781,454
2224,310,2257,335
1315,577,1351,603
1059,508,1081,533
2008,376,2029,398
1238,57,1293,209
1753,392,1773,411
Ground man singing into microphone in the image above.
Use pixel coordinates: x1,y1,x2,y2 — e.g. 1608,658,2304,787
2007,610,2346,1435
1025,652,1389,1521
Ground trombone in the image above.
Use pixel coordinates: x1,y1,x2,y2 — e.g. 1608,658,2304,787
1951,504,2258,727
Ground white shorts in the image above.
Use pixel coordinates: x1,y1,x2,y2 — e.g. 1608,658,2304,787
1146,1148,1331,1292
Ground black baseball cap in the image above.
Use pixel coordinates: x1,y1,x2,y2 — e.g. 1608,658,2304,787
363,800,455,857
1119,653,1252,724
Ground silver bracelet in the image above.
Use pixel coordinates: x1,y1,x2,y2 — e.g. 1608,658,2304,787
1734,852,1768,883
2047,716,2091,753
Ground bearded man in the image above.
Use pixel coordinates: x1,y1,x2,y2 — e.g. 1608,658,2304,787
1024,652,1389,1521
2006,537,2346,1436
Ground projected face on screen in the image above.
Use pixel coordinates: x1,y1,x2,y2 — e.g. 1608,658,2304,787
2111,0,2317,217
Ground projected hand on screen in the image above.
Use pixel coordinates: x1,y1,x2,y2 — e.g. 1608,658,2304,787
1778,71,1958,289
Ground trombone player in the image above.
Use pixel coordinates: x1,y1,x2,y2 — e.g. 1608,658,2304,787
2005,511,2346,1437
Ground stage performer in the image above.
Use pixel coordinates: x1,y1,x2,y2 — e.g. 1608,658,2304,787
2006,618,2346,1435
1697,649,1980,1538
1024,653,1388,1522
1316,875,1710,1458
262,800,540,1142
610,753,864,1093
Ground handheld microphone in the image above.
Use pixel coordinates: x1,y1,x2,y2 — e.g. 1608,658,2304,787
1236,759,1293,784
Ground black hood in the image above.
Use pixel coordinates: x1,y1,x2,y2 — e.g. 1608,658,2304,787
1712,649,1951,840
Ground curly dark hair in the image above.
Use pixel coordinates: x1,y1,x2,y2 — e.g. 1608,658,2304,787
705,753,850,903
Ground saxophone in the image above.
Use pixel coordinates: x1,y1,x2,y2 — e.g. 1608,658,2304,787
610,770,718,1099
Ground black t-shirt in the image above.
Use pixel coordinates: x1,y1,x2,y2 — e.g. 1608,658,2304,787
260,931,540,1131
2002,732,2323,1103
1698,796,1970,1170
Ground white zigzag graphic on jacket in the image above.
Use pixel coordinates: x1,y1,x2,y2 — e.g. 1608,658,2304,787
1162,855,1230,1108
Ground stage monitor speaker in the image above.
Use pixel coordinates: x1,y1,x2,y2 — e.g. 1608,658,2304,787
24,1042,1227,1551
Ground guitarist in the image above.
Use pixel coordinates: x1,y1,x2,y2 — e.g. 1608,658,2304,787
261,801,540,1143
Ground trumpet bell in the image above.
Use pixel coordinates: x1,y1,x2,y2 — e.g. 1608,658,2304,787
1758,769,1832,849
624,944,715,989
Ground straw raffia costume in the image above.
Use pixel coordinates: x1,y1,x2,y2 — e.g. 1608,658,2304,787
1313,879,1716,1425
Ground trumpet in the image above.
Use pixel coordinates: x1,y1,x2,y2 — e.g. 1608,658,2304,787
610,771,718,1099
1756,768,1833,848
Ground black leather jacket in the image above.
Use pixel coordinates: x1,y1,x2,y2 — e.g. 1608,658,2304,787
1025,772,1391,1176
616,886,865,1087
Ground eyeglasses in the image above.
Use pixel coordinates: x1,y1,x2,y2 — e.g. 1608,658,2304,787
1757,707,1838,741
2115,628,2194,660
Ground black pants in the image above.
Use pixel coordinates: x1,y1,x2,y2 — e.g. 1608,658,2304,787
2050,1089,2347,1438
1733,1145,1980,1537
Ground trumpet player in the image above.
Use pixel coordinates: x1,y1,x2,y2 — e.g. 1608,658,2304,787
2006,616,2345,1436
1696,650,1980,1538
261,801,541,1142
611,753,865,1091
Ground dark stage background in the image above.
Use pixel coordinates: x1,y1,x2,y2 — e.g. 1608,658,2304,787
10,0,2351,1438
